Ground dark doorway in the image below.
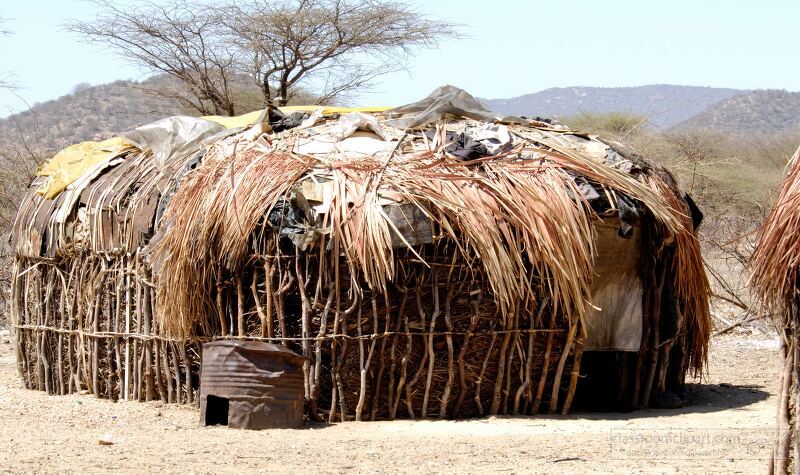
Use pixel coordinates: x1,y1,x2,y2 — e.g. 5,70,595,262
205,395,230,426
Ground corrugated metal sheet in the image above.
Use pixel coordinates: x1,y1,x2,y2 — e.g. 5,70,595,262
199,341,306,429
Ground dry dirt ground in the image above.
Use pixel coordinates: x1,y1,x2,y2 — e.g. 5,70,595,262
0,331,780,474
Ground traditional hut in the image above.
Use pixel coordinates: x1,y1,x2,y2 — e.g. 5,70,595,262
750,145,800,473
10,86,710,421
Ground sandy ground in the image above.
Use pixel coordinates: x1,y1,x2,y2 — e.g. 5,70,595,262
0,331,780,474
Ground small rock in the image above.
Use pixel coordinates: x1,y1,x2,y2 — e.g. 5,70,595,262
98,434,114,446
653,391,684,409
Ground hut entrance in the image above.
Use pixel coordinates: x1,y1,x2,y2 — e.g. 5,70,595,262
205,395,230,426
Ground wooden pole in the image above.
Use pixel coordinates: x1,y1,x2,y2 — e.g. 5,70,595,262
235,276,245,338
154,340,166,402
179,342,193,405
92,263,105,398
439,286,456,418
312,292,334,417
263,259,276,339
776,327,793,473
57,274,66,396
124,256,131,401
250,266,267,339
371,290,392,421
328,246,341,423
561,334,584,415
514,328,535,415
134,259,142,401
143,284,154,402
386,290,407,420
422,272,440,418
295,255,312,402
490,306,515,415
405,285,430,419
170,343,182,404
215,281,228,336
391,292,413,419
549,321,578,414
474,332,497,417
453,290,481,417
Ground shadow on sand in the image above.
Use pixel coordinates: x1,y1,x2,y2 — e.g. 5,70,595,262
537,382,771,422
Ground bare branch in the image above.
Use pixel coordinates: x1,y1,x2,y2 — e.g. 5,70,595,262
65,0,240,115
66,0,460,111
217,0,462,106
0,16,10,36
0,16,15,91
0,98,48,231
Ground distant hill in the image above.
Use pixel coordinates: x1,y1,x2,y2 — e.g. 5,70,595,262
2,80,797,160
482,85,744,129
672,89,800,133
0,78,185,156
0,76,292,157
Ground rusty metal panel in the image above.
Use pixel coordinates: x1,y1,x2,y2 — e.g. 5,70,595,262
385,202,433,247
199,340,306,429
12,177,50,257
125,160,180,252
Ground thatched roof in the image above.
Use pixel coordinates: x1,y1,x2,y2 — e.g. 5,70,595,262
751,145,800,318
11,86,710,371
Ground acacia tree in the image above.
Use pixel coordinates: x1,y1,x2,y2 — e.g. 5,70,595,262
0,17,13,91
68,0,459,114
223,0,460,106
67,0,240,116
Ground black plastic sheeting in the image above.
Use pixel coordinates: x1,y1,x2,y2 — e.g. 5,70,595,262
576,143,703,237
685,193,703,230
423,129,489,161
265,191,319,250
269,110,308,133
268,196,311,237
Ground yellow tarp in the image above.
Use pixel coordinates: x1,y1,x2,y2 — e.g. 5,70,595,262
202,105,393,129
36,137,137,200
36,106,391,199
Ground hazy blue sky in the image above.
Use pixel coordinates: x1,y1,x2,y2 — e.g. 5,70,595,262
1,0,798,115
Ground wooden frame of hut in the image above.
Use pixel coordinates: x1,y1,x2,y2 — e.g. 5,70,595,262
10,87,711,421
751,145,800,473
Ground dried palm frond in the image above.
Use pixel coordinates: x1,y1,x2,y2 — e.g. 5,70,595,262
151,124,707,351
751,146,800,321
152,138,310,336
645,167,711,374
516,137,683,236
380,156,596,329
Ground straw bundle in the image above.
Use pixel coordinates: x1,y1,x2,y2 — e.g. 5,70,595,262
750,145,800,473
152,139,311,336
751,146,800,317
645,168,711,374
